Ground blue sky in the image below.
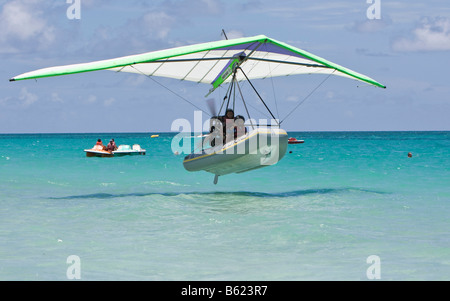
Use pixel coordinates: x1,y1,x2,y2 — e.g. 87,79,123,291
1,0,449,133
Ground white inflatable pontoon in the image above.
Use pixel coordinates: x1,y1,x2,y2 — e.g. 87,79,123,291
183,127,288,184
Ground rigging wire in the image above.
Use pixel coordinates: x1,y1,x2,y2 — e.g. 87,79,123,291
128,63,334,125
235,77,255,130
225,72,235,111
232,78,236,112
280,70,335,124
217,83,272,120
218,81,233,116
269,67,280,121
129,65,211,117
264,42,280,120
237,67,279,125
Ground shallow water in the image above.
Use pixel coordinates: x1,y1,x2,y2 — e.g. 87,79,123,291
0,131,449,280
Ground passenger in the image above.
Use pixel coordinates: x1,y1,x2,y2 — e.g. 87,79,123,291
111,139,117,150
234,115,247,138
93,139,105,151
222,109,235,143
106,139,117,152
224,108,234,121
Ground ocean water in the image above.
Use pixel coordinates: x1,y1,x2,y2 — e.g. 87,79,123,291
0,131,449,281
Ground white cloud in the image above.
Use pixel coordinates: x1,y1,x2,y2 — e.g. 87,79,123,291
392,17,450,52
350,18,391,33
18,87,38,107
200,0,221,15
86,95,97,104
51,92,64,103
286,95,299,102
141,12,176,39
103,97,116,107
1,87,38,108
326,91,335,99
0,0,56,54
223,30,245,40
83,9,177,57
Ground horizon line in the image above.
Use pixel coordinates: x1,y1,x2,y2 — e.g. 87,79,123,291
1,129,449,135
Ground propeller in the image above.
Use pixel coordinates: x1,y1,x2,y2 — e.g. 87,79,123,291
206,98,217,117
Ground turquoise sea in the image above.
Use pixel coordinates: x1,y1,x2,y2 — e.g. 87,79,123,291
0,131,449,281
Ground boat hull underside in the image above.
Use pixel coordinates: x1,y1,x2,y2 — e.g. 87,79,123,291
84,150,145,157
85,150,113,157
112,151,146,156
183,129,288,176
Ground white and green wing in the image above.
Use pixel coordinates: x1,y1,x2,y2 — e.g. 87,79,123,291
10,35,386,91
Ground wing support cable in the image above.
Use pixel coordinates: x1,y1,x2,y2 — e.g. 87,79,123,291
236,67,279,126
280,70,335,124
129,65,211,116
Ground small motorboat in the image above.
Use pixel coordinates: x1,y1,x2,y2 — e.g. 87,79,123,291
288,137,304,144
84,144,146,157
112,144,146,156
84,145,114,157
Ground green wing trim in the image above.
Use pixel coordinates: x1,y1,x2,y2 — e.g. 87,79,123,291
9,36,267,81
265,37,386,88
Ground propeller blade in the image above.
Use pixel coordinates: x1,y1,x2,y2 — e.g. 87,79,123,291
206,98,217,116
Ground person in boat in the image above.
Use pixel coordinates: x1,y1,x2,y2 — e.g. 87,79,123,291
221,108,235,143
93,139,106,151
234,115,247,139
106,139,117,152
206,109,245,147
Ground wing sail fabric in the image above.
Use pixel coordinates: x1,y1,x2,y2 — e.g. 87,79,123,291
10,35,386,89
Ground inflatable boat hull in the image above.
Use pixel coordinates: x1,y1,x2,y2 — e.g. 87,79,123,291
183,128,288,176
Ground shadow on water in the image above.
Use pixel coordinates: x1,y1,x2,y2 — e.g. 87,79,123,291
49,187,388,200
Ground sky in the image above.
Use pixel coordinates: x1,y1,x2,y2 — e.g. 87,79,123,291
0,0,449,133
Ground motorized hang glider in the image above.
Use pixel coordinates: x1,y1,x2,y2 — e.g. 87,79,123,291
10,34,385,184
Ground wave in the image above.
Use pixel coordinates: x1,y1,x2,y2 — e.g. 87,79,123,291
49,187,387,200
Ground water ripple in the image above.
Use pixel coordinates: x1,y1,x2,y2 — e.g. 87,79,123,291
49,187,387,200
